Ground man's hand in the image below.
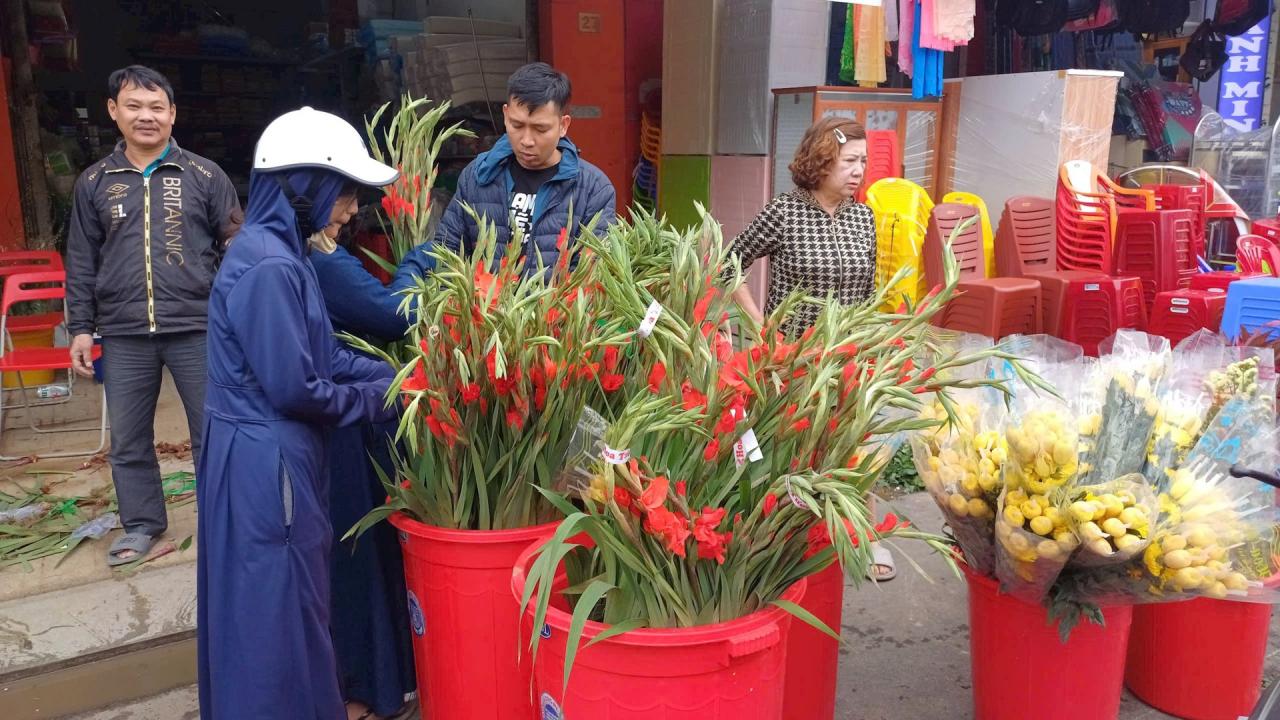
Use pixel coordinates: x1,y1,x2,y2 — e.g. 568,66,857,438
70,334,96,378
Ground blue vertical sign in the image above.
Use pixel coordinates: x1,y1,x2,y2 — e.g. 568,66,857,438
1218,16,1272,132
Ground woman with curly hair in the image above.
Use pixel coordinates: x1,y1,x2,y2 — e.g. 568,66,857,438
728,116,877,335
726,116,895,580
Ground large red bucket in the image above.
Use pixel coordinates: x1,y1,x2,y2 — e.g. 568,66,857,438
1126,598,1272,719
783,561,843,720
512,541,806,719
964,564,1133,720
389,513,556,720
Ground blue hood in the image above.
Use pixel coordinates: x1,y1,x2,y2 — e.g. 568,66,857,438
241,169,345,256
474,135,581,187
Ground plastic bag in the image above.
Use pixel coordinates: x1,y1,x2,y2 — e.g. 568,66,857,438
1143,389,1211,491
71,512,119,541
995,483,1072,602
0,503,49,526
1065,477,1155,568
1076,334,1170,486
912,392,1005,575
553,405,610,494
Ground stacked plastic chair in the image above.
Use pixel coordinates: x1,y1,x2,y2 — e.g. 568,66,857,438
1056,160,1159,275
1113,207,1196,310
924,203,1041,339
1220,277,1280,340
866,178,933,313
857,130,902,204
942,191,996,277
995,196,1056,278
1058,276,1147,356
1252,218,1280,244
1149,289,1228,347
632,111,661,213
1235,234,1280,277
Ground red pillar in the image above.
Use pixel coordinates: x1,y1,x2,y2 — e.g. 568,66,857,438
0,57,26,249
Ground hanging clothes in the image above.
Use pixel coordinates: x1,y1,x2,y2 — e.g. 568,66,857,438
197,168,398,720
919,0,958,51
911,1,945,98
885,0,900,43
899,0,916,78
935,0,976,44
840,4,857,84
855,4,888,88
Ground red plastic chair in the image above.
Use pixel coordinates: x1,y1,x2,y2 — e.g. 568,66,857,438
1235,234,1280,277
925,204,1041,339
857,130,902,203
1056,164,1117,274
1113,208,1197,311
1148,289,1228,347
1030,270,1108,337
1252,218,1280,245
995,196,1056,277
0,251,65,334
0,271,106,459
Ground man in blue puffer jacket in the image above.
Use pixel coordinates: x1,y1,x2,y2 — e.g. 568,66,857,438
433,62,616,273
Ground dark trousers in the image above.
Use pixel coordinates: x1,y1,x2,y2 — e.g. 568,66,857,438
101,332,207,537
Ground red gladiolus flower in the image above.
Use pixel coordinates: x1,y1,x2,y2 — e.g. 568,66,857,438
505,408,525,430
919,367,936,382
846,454,861,469
533,385,548,411
555,227,569,253
681,381,708,411
875,514,908,534
614,487,633,508
895,301,908,314
644,506,691,558
648,362,667,394
675,480,687,497
714,332,733,362
791,417,812,434
692,288,717,324
461,383,482,403
697,532,730,564
640,475,669,511
703,438,720,461
401,363,429,393
762,493,778,517
601,373,625,393
715,410,737,435
604,346,620,373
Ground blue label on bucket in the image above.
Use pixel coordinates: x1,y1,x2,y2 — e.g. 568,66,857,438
407,590,424,637
540,623,552,639
540,693,562,720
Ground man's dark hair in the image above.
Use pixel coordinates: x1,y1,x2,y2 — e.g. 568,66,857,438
506,62,571,112
108,65,175,105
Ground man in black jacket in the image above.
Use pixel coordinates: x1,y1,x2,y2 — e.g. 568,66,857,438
66,66,241,565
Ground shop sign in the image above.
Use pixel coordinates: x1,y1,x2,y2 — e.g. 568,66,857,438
1218,17,1271,132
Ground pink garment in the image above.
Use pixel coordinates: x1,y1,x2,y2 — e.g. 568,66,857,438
935,0,975,44
919,0,956,52
898,0,915,78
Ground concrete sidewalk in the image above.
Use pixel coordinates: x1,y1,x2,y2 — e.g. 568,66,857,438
63,491,1278,719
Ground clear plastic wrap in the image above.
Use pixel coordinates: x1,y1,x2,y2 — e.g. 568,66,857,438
1064,477,1155,569
553,406,609,495
1075,332,1171,487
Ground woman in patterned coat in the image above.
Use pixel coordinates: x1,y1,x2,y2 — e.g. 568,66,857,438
726,116,897,580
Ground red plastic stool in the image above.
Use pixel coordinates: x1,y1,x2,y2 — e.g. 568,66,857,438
1148,183,1208,258
1252,217,1280,245
1059,276,1146,356
1190,270,1258,293
1148,289,1228,347
1126,599,1272,720
939,278,1043,339
1114,208,1196,311
1026,269,1110,337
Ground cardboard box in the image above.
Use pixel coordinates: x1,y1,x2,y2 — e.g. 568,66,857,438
662,0,721,155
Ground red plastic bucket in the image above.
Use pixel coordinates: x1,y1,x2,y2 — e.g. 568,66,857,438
783,561,843,720
512,541,806,719
389,512,556,720
1126,598,1272,719
964,564,1133,720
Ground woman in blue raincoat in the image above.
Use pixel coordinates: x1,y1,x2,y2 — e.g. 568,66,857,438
196,107,401,719
308,195,433,720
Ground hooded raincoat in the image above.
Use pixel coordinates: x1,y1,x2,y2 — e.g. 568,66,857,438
196,168,397,719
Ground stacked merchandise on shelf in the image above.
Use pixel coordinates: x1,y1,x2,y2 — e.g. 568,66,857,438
398,17,526,109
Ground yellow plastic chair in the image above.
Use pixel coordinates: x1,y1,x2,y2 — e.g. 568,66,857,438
866,178,934,312
942,191,996,278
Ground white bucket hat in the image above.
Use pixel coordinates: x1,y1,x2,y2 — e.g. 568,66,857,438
254,107,398,187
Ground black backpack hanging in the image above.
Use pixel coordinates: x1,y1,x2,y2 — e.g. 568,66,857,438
1213,0,1272,37
1180,21,1229,82
1117,0,1191,38
995,0,1069,35
1066,0,1102,21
